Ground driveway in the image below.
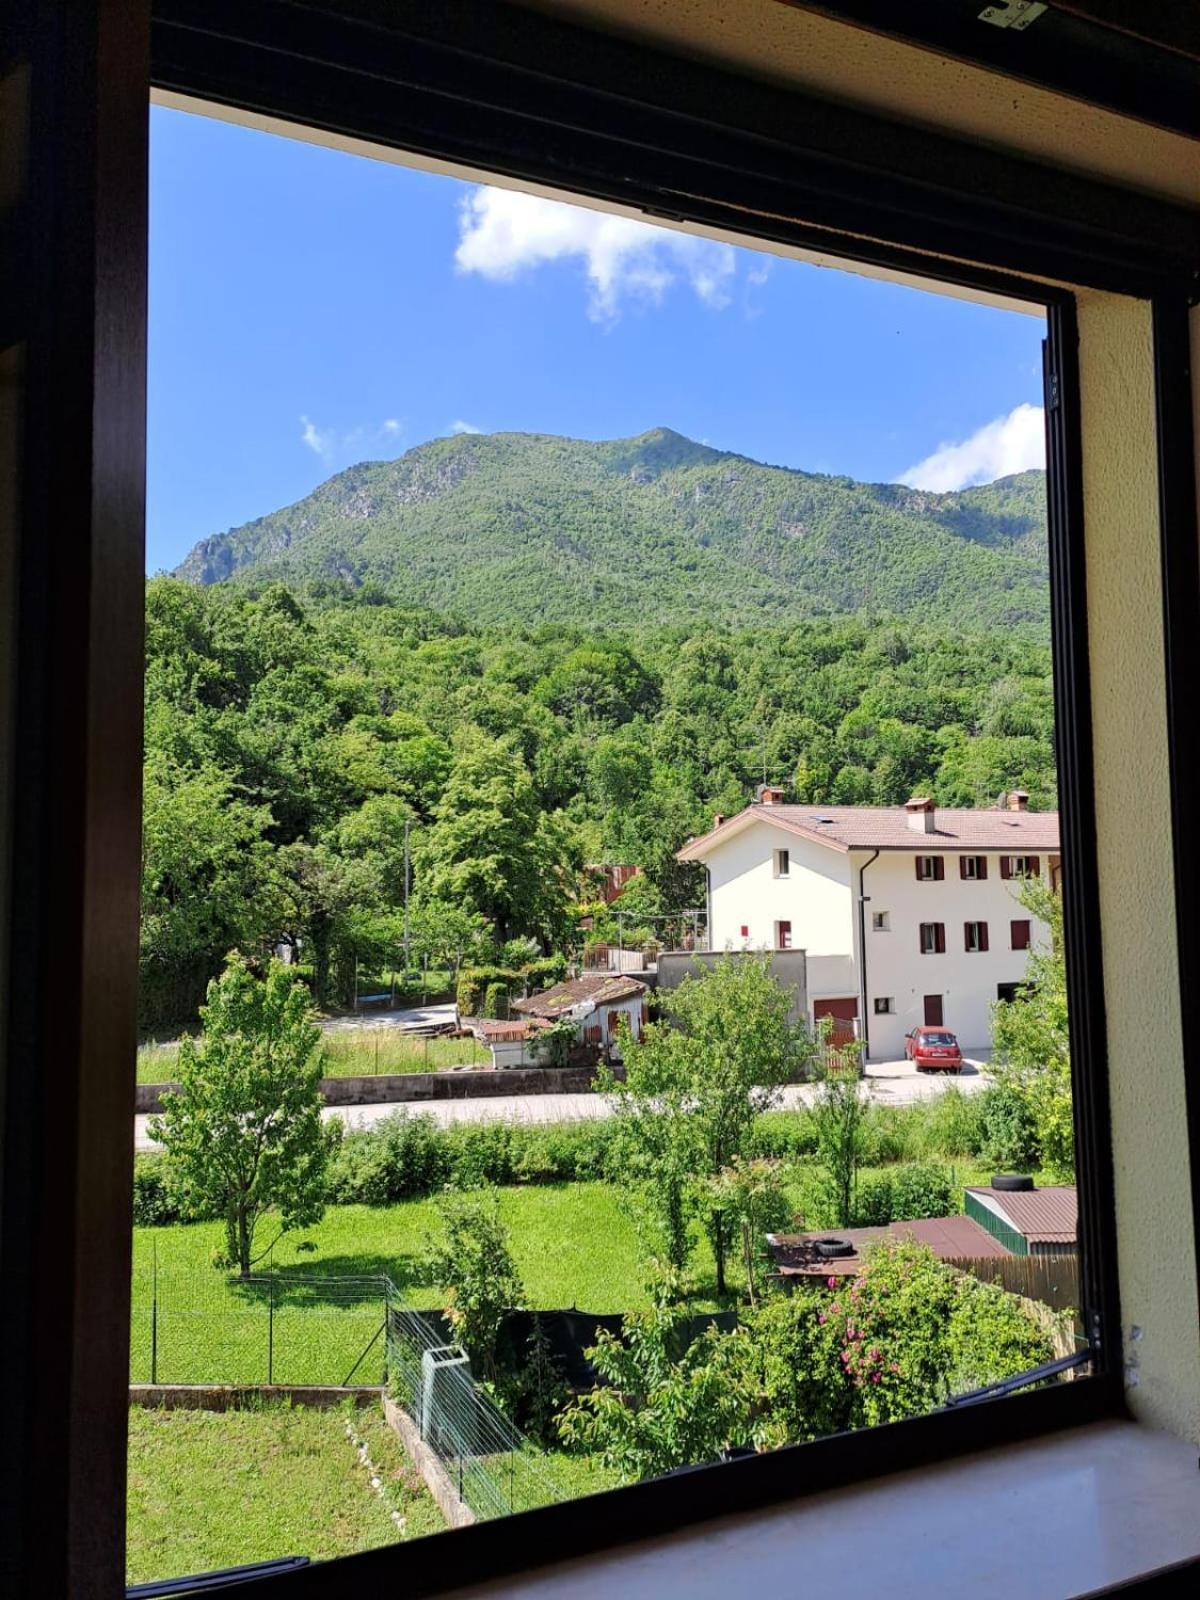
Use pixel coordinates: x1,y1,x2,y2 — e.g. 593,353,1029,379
133,1052,989,1152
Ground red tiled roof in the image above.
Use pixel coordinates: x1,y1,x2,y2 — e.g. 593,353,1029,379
511,973,646,1019
678,802,1059,860
966,1185,1077,1245
767,1215,1010,1277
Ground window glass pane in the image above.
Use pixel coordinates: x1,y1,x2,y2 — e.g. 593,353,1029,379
134,102,1081,1584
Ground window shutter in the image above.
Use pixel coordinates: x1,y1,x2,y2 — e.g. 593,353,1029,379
979,922,989,952
918,926,925,953
915,857,923,881
936,923,945,954
1028,856,1040,877
934,856,944,881
978,856,988,880
1000,856,1012,879
959,857,969,880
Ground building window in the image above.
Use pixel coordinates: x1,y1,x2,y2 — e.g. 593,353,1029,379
960,855,987,880
997,982,1026,1004
739,924,749,939
1011,918,1031,950
964,920,989,953
1001,854,1041,880
919,922,945,954
873,996,894,1014
915,855,944,881
775,920,792,950
773,848,790,878
871,911,889,932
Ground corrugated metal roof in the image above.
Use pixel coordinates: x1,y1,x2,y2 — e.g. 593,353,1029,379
511,973,647,1018
768,1215,1010,1276
965,1185,1077,1244
678,802,1060,860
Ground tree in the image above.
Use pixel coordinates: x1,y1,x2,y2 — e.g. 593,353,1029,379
704,1157,793,1305
608,956,815,1296
276,842,379,1009
810,1036,869,1227
991,881,1073,1177
151,955,329,1275
426,1189,524,1380
418,726,574,945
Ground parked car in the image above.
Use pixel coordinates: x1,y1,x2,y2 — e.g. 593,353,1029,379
904,1027,963,1073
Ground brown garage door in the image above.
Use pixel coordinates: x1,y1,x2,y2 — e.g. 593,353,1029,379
814,997,858,1046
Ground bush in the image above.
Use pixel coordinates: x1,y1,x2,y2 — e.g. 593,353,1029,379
456,973,481,1017
947,1272,1053,1394
889,1162,954,1221
977,1085,1041,1170
326,1111,447,1205
132,1155,182,1226
750,1110,819,1161
912,1088,985,1159
852,1170,894,1226
482,981,507,1019
521,955,567,992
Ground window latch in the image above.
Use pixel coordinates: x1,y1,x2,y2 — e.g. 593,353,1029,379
978,3,1047,30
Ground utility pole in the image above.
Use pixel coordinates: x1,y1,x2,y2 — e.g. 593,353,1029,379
403,812,411,973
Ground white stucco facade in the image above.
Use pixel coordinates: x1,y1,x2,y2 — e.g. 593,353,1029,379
697,811,1053,1059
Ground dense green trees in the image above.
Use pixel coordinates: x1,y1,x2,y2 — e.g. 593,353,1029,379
140,576,1058,1031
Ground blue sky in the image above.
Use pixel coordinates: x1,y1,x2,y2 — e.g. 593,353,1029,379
147,105,1046,575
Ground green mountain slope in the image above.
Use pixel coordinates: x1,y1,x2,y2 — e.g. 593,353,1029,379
174,428,1048,630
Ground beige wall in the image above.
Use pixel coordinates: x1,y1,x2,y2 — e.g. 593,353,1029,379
1077,292,1200,1439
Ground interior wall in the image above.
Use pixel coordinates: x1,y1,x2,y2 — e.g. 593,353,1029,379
1076,291,1200,1440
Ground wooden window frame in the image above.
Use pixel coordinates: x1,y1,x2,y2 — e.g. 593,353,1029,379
919,922,946,956
19,0,1200,1591
964,921,989,954
915,855,944,881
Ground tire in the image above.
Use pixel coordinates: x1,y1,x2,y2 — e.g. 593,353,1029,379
991,1173,1035,1192
815,1237,855,1259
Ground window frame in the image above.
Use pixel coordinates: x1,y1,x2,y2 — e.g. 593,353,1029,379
1011,919,1033,952
964,920,989,954
919,922,946,956
915,855,943,881
14,0,1175,1591
774,848,790,879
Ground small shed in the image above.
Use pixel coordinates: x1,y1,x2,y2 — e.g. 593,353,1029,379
766,1216,1010,1282
511,973,648,1059
963,1184,1077,1257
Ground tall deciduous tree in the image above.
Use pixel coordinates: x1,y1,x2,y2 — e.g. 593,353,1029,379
151,955,330,1275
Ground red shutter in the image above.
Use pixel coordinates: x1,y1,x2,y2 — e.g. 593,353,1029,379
1027,856,1040,877
935,923,946,954
1000,856,1012,879
978,856,988,880
964,921,972,951
979,922,989,952
934,857,944,880
1012,920,1031,951
915,857,924,881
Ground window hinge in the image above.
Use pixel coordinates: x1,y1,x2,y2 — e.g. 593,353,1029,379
1047,371,1061,413
978,3,1048,31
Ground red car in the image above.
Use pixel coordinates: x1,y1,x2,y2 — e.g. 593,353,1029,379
904,1027,963,1073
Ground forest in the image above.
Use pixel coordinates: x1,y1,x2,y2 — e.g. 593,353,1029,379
141,575,1057,1031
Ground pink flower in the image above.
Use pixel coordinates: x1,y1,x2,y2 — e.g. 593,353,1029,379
871,1372,882,1384
827,1276,837,1289
830,1303,841,1314
869,1348,881,1360
817,1313,827,1325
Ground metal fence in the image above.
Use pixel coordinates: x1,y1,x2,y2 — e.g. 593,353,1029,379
385,1290,569,1520
130,1261,390,1387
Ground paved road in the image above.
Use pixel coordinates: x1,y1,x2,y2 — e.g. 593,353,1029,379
134,1054,989,1152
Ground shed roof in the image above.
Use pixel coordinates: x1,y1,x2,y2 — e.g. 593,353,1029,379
511,973,647,1019
965,1185,1077,1245
678,802,1059,861
767,1215,1010,1278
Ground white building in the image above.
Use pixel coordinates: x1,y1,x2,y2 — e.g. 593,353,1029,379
677,790,1059,1060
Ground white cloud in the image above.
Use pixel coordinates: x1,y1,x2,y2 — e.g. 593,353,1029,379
300,415,404,464
300,414,335,461
898,403,1045,493
454,186,736,323
448,419,483,435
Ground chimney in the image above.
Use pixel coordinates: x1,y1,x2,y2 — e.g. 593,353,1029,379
758,785,786,806
905,796,936,834
1007,790,1030,812
713,813,725,829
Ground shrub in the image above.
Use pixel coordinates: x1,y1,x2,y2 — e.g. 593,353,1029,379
482,981,507,1019
456,973,482,1017
947,1272,1053,1394
521,954,567,992
888,1162,954,1221
326,1111,447,1205
132,1155,182,1227
861,1104,920,1166
912,1088,985,1159
427,1189,524,1378
750,1109,819,1161
852,1169,894,1226
442,1121,518,1188
977,1085,1041,1170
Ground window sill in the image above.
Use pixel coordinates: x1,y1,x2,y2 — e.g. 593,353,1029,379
441,1422,1200,1600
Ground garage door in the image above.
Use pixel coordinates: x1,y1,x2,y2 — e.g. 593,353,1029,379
814,997,858,1046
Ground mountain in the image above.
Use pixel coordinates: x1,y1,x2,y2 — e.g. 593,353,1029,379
174,428,1048,630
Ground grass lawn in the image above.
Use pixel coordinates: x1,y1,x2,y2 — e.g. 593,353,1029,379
137,1030,489,1084
126,1401,444,1585
132,1183,657,1385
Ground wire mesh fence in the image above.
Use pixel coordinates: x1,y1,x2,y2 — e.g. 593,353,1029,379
385,1290,568,1520
130,1262,390,1387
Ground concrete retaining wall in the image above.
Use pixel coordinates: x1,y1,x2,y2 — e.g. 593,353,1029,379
128,1384,381,1410
383,1396,475,1528
136,1062,616,1115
